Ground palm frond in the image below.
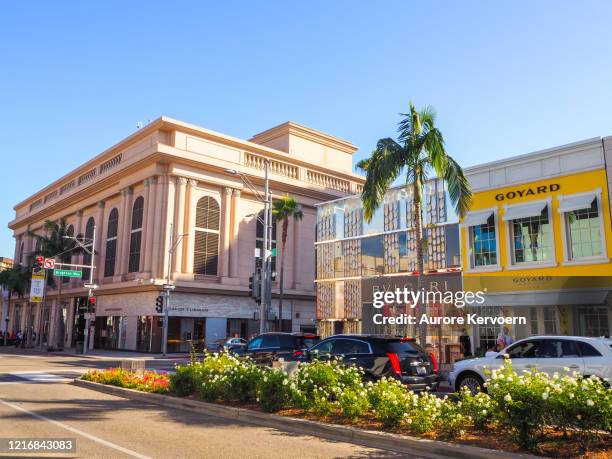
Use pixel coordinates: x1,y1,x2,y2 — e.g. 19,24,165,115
442,155,472,217
360,138,404,221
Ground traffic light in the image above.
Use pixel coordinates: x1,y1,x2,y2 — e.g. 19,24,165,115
88,296,96,306
155,295,164,313
33,255,44,273
248,269,261,304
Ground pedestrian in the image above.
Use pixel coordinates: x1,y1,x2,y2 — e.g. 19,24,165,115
14,330,23,347
497,327,514,350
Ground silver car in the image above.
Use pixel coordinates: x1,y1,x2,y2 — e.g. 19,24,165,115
448,335,612,393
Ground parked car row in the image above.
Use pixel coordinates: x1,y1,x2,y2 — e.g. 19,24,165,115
204,333,611,394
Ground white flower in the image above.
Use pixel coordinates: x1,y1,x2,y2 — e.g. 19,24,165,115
504,394,512,402
563,367,570,372
577,414,582,420
587,399,594,407
542,392,549,400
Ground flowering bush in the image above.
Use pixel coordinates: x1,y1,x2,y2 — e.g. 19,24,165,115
338,388,370,421
256,368,297,412
293,359,364,412
367,378,411,428
485,357,612,449
82,368,170,393
457,388,496,430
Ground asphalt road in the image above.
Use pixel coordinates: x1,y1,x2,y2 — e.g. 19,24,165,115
0,350,428,458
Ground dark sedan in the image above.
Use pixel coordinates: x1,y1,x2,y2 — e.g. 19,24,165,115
301,334,439,391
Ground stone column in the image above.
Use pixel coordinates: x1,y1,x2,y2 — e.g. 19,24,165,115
95,201,105,283
220,187,232,278
152,175,172,280
142,177,157,275
172,177,187,276
115,187,133,280
229,189,241,278
292,215,302,289
183,179,198,274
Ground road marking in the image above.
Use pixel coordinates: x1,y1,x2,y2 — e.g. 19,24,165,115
10,372,72,383
0,397,152,459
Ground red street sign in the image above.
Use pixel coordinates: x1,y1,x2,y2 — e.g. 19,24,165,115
44,258,56,269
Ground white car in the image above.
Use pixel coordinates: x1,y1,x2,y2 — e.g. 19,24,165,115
448,335,612,393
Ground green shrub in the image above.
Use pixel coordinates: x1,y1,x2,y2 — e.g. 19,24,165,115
338,388,370,421
368,378,411,428
170,364,202,396
457,388,496,430
256,369,296,412
221,360,263,403
294,359,363,411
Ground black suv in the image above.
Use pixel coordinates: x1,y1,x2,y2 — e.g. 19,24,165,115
302,334,439,391
241,332,320,365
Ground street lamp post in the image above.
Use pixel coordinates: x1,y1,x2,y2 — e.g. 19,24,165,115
225,162,272,334
64,227,98,355
162,223,185,356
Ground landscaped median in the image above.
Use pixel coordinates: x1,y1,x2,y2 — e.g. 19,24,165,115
78,353,611,458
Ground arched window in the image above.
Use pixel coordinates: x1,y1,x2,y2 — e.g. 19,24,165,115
104,208,119,277
255,210,277,276
63,225,75,284
82,217,95,280
128,196,144,273
193,196,220,276
18,240,24,265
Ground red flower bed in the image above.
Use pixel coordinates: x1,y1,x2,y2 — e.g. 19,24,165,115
82,368,170,393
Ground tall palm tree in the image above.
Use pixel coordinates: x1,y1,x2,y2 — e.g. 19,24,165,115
357,102,471,346
272,195,303,331
29,219,83,349
0,264,31,299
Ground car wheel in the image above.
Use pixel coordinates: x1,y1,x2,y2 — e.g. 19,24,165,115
457,372,484,394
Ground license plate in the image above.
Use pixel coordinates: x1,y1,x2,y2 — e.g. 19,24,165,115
416,366,427,375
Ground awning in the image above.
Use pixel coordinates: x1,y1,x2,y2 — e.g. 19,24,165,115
463,210,493,227
502,201,547,221
557,193,596,213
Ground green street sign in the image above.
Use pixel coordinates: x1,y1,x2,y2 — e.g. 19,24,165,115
53,269,82,278
271,248,277,256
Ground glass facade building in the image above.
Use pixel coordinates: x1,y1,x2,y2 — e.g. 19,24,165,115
315,179,464,362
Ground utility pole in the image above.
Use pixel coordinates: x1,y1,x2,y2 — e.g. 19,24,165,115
224,161,272,335
82,226,97,355
260,160,270,334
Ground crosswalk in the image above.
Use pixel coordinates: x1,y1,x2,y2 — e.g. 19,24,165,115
0,371,78,384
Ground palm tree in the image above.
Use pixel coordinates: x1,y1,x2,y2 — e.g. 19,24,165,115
29,219,84,350
0,264,31,299
272,195,304,331
357,102,471,346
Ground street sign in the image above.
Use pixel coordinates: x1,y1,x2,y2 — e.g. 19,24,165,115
30,270,45,303
53,269,82,278
43,258,55,269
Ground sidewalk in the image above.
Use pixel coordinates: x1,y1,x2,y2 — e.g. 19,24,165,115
0,346,191,361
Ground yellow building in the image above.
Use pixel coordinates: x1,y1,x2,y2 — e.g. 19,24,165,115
461,137,612,352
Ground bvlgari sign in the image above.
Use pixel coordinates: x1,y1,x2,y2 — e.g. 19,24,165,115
495,183,560,201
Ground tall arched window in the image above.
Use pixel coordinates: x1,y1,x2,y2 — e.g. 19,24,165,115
63,225,75,284
255,210,277,276
18,240,24,265
104,208,119,277
82,217,95,280
193,196,220,276
128,196,144,273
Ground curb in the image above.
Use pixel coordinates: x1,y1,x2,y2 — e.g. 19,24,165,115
73,379,538,459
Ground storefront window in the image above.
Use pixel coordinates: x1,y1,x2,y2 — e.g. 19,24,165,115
511,207,552,263
361,235,384,276
567,199,602,259
578,306,609,337
470,215,497,267
543,307,558,335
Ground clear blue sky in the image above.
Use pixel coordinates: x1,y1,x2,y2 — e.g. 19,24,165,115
1,1,612,257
